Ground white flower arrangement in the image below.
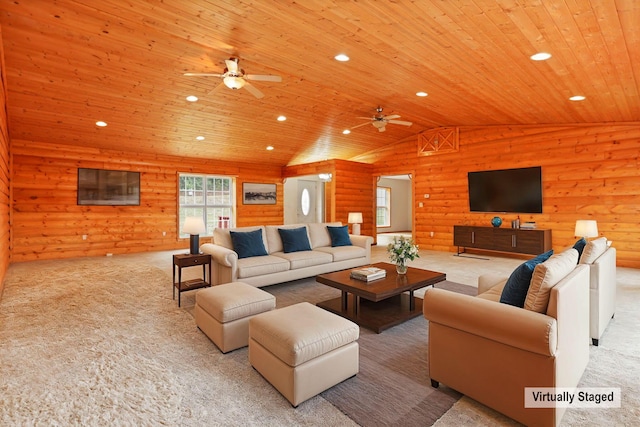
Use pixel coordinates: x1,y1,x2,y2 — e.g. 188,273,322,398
387,236,420,266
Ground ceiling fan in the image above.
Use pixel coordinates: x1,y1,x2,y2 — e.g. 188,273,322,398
351,106,413,132
184,57,282,99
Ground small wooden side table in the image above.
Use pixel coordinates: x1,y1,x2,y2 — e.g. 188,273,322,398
173,253,212,307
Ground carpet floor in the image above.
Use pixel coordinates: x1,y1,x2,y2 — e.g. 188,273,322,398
0,256,470,426
2,250,639,426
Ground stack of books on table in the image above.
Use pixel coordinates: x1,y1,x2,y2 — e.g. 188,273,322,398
350,266,386,282
520,222,537,229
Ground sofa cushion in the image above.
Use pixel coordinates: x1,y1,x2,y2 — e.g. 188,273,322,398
273,250,333,269
315,245,366,262
579,237,608,265
230,229,269,259
307,222,342,248
278,227,312,253
573,237,587,258
236,255,291,279
525,248,579,313
326,225,352,247
500,250,553,307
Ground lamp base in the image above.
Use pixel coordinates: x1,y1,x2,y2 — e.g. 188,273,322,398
189,234,200,255
352,223,361,235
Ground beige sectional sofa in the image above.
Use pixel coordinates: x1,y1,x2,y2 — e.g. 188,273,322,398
200,222,373,287
423,248,590,427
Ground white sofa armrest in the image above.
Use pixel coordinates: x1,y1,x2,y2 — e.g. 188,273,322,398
200,243,239,285
350,234,373,249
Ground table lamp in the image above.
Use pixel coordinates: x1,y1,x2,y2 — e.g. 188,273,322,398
182,216,207,254
574,220,598,239
348,212,363,235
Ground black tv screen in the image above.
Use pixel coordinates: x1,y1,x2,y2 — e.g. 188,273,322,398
468,166,543,213
77,168,140,206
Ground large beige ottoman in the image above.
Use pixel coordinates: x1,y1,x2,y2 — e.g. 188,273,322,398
249,302,359,407
195,281,276,353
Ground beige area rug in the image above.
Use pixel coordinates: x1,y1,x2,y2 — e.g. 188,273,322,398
0,257,354,426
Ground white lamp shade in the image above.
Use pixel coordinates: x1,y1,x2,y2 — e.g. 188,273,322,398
348,212,363,224
182,217,206,235
574,220,598,238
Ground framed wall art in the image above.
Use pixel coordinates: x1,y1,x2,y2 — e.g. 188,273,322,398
242,182,276,205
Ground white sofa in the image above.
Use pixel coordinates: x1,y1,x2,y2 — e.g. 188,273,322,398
200,222,373,287
423,248,590,427
579,237,616,346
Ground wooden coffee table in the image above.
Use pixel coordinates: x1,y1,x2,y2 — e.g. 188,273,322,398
316,262,446,333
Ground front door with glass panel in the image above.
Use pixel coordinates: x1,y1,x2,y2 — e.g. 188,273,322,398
297,180,317,223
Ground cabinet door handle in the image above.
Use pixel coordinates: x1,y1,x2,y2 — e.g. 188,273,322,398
471,231,475,244
512,235,516,247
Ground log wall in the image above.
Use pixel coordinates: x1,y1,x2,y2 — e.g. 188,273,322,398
0,25,10,292
359,124,640,268
10,140,282,262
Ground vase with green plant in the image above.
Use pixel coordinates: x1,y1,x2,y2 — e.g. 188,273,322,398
387,236,420,274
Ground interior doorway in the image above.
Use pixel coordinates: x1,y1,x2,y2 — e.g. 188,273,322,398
375,174,414,245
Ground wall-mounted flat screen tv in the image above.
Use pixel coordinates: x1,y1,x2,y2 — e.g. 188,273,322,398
77,168,140,206
468,166,543,213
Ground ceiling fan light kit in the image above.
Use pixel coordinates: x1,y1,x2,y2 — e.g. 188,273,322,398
223,76,245,89
350,106,413,133
184,57,281,98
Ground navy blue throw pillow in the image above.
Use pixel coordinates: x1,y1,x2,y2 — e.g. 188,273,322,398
327,225,352,247
230,229,268,259
278,227,312,253
573,237,587,259
500,249,554,307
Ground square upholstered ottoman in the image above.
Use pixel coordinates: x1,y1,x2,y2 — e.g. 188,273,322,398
195,281,276,353
248,302,359,406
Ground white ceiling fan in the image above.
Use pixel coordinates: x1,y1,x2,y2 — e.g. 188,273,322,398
184,57,282,99
351,106,413,132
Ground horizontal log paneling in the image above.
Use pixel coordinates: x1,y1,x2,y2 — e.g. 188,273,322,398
11,140,282,262
0,25,10,293
366,124,640,268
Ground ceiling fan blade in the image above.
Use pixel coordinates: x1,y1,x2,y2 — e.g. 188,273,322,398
384,114,401,120
243,81,264,99
225,58,239,73
356,116,374,120
350,122,372,130
388,120,413,126
207,81,226,96
246,74,282,82
184,72,225,77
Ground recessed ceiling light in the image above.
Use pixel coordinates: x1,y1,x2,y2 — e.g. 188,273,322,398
334,54,350,62
342,129,351,135
186,95,198,102
266,146,274,151
96,121,107,127
416,91,428,97
530,52,552,61
196,136,205,140
277,115,287,121
569,95,586,101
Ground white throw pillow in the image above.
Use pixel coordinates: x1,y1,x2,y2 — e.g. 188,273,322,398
579,237,609,264
524,249,579,313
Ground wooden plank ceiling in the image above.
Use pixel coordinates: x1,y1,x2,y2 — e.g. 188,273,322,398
0,0,638,167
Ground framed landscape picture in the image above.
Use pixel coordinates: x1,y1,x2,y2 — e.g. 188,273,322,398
242,182,276,205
